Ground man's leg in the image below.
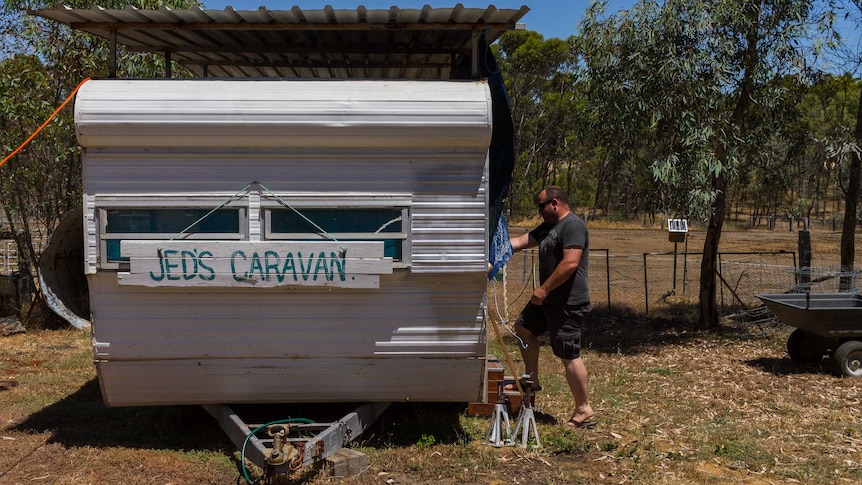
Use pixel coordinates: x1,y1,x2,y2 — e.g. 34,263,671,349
509,303,546,391
515,322,541,388
554,303,594,426
562,356,593,425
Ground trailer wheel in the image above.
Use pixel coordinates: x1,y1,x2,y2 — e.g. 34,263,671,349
786,329,823,364
834,341,862,378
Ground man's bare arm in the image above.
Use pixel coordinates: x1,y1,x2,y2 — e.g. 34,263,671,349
510,232,537,252
531,247,582,305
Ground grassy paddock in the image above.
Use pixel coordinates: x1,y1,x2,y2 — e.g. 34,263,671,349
2,314,861,484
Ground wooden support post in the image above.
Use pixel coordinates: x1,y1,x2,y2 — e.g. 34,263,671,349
109,28,117,78
471,29,479,79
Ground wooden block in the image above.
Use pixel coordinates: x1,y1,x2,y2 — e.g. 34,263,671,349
467,401,495,417
327,448,367,478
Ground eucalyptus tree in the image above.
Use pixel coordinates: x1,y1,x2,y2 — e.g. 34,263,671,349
827,1,862,286
728,76,824,228
494,30,586,217
579,0,818,327
0,0,195,326
793,74,859,223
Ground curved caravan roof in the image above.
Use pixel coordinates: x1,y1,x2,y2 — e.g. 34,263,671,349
74,79,493,150
31,4,529,79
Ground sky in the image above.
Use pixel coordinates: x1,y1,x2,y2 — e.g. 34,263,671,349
199,1,639,40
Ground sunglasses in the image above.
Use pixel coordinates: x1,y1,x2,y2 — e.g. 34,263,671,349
537,198,555,210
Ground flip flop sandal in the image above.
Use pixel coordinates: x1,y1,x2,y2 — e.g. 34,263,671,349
565,418,596,429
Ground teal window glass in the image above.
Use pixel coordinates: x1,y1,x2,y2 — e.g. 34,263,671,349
271,209,403,260
271,209,401,234
106,240,124,261
105,209,240,262
334,238,402,260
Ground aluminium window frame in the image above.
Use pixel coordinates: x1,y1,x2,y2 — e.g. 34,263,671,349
96,196,248,270
261,194,412,269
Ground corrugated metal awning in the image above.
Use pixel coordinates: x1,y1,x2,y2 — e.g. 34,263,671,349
31,4,529,79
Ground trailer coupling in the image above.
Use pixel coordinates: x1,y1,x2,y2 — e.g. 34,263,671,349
266,423,298,466
203,402,390,477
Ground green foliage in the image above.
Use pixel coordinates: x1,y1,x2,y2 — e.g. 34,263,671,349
495,30,592,216
0,1,198,327
416,433,436,448
541,427,592,454
710,433,764,463
645,366,679,376
571,0,841,326
577,0,817,221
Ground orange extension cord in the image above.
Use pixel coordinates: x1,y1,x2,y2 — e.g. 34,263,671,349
0,77,91,168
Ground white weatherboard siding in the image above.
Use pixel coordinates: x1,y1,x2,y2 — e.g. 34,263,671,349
412,197,487,271
90,272,487,405
81,153,486,197
76,79,492,406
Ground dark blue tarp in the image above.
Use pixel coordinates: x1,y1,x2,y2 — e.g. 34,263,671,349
452,31,516,279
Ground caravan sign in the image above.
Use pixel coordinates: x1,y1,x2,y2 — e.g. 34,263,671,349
117,241,392,288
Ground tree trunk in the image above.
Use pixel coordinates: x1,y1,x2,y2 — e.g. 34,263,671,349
839,85,862,290
700,171,728,327
698,1,761,327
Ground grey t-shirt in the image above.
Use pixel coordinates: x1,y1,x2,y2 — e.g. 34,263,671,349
529,212,590,306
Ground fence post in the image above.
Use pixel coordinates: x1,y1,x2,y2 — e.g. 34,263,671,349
604,249,611,316
798,230,811,289
682,235,689,294
521,229,528,284
718,252,724,307
643,253,649,317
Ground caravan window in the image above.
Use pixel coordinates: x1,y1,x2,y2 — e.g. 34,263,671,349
102,208,243,264
266,207,408,263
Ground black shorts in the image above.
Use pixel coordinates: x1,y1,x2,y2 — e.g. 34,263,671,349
516,302,591,359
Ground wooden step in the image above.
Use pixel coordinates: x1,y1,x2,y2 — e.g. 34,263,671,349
467,356,521,416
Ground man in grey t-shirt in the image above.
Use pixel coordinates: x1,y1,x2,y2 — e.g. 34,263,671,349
507,186,594,428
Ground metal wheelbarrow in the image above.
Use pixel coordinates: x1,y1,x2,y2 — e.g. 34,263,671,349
756,292,862,377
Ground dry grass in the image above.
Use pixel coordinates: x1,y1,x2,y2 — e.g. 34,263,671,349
0,330,237,484
3,319,861,484
2,227,862,484
304,311,862,485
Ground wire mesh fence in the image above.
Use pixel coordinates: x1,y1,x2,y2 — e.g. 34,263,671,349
0,240,20,274
487,248,828,324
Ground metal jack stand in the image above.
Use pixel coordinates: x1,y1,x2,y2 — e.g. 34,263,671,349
484,380,512,447
511,381,541,448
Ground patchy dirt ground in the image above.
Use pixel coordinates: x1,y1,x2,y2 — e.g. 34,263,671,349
2,226,861,484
